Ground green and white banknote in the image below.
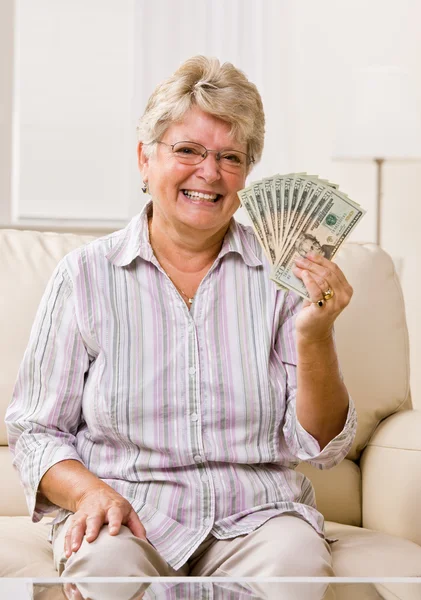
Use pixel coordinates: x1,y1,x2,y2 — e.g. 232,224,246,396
237,174,366,300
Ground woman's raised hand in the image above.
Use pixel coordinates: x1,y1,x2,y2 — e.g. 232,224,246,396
64,485,147,558
292,252,353,343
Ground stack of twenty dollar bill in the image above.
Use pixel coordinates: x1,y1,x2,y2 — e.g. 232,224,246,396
237,174,366,300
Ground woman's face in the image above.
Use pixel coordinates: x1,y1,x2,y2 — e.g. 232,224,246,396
138,106,248,236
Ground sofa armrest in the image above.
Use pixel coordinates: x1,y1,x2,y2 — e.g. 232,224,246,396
360,409,421,546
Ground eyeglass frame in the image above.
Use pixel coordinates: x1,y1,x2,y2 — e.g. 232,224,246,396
151,140,255,170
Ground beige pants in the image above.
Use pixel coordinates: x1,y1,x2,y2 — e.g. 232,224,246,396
53,514,335,600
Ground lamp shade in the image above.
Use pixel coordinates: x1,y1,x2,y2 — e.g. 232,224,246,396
332,66,421,160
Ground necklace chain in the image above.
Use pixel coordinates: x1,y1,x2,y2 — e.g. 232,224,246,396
149,221,195,305
163,269,194,304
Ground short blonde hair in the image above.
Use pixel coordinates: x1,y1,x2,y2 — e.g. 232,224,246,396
136,56,265,168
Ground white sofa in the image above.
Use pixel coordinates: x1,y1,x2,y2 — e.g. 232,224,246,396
1,228,421,592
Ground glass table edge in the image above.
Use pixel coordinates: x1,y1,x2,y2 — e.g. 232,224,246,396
3,576,421,584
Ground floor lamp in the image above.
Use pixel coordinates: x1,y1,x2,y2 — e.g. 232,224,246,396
332,66,421,246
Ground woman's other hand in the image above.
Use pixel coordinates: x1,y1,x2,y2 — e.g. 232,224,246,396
64,485,147,558
292,252,353,343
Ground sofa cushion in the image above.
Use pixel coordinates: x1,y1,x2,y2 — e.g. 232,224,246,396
326,521,421,576
0,229,95,445
0,446,28,516
297,458,361,526
0,517,56,577
334,243,411,461
2,516,421,579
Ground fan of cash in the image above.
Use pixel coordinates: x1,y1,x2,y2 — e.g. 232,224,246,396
237,174,366,300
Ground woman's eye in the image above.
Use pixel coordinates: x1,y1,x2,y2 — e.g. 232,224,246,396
222,153,242,164
176,146,200,155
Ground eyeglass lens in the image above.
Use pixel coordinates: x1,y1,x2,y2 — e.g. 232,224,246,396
171,142,247,172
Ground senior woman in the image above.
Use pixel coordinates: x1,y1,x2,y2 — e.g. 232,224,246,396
6,56,356,600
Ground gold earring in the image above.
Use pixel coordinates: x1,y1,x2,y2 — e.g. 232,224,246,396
141,181,149,194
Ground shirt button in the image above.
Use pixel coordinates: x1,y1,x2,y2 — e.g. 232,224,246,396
189,367,196,375
194,454,203,463
190,413,199,422
188,323,194,332
203,518,212,526
201,474,209,483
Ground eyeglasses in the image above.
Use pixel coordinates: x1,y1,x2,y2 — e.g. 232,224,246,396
153,140,254,173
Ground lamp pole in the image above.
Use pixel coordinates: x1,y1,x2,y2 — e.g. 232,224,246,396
374,158,384,246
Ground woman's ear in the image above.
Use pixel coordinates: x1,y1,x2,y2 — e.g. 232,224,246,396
137,142,149,179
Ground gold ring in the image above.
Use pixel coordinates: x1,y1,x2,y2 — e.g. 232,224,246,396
323,288,334,301
313,298,325,307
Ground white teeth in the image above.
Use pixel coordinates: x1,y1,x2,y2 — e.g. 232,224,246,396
183,190,219,201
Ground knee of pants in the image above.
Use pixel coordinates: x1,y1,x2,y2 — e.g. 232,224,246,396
236,539,334,577
253,540,333,577
63,525,166,577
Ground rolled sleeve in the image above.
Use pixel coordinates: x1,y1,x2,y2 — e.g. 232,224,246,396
283,393,357,469
277,291,357,469
5,262,89,522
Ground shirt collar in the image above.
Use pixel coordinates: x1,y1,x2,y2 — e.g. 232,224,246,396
219,218,262,267
106,200,262,268
105,202,152,267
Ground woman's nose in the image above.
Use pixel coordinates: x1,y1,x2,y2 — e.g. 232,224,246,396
196,153,222,183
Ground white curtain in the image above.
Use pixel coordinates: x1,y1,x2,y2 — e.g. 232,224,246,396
14,0,136,226
13,0,291,227
131,0,291,221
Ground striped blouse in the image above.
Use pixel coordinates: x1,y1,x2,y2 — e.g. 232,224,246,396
5,201,357,570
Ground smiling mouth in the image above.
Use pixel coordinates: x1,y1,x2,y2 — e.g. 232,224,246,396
182,190,222,203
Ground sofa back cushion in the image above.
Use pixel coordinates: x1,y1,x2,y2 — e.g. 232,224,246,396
0,229,95,446
0,231,411,523
333,242,411,461
297,242,411,525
